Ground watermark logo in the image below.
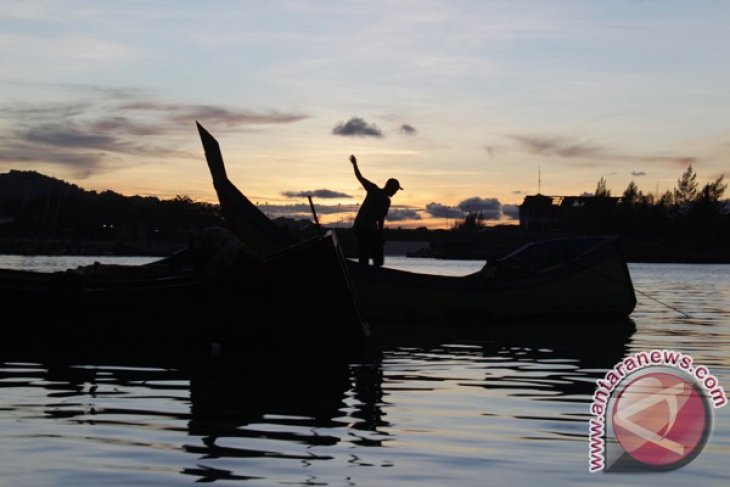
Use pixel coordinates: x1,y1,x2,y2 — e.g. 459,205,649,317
589,350,726,472
612,369,710,469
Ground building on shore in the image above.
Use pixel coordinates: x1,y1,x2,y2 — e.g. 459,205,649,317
519,194,621,232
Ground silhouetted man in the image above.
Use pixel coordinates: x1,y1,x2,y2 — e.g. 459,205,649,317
350,154,402,266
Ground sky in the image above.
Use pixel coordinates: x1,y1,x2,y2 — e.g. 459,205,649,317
1,0,729,227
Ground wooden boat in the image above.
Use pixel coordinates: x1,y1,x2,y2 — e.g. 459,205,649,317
0,231,367,347
198,122,637,325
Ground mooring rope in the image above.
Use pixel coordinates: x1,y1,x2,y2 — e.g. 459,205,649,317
589,267,691,319
632,286,691,319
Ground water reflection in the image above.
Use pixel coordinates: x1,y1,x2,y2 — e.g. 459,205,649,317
0,319,642,485
2,260,729,485
187,356,350,457
181,321,636,482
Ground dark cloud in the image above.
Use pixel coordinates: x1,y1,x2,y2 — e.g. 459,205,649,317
387,208,421,221
427,197,516,221
332,117,384,138
631,171,647,177
484,146,495,159
400,124,417,136
512,190,523,195
425,202,465,219
281,189,352,199
510,135,606,158
457,196,501,220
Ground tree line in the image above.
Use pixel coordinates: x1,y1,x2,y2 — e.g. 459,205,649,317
593,166,727,238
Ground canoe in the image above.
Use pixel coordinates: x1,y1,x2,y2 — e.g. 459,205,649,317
197,123,637,325
347,237,636,323
0,231,367,347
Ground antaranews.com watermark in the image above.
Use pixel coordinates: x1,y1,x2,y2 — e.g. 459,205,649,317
589,349,727,472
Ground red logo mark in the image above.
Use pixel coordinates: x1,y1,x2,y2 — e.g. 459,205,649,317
612,371,709,467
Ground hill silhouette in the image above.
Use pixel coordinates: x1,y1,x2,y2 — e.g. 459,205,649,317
0,170,222,255
0,170,85,203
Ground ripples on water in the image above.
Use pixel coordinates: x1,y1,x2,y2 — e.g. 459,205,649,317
0,258,729,486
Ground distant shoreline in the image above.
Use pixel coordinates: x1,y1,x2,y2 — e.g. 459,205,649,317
3,231,730,264
0,238,185,257
2,250,728,264
414,255,730,264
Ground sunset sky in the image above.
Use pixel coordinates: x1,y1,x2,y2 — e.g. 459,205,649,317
1,1,728,227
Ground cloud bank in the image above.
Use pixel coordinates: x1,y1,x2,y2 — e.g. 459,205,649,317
457,196,501,220
0,85,308,178
425,196,518,221
425,202,464,219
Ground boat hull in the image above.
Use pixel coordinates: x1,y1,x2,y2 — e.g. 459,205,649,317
348,244,635,324
0,233,366,347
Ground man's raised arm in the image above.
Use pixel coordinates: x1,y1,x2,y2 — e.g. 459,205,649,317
350,155,377,191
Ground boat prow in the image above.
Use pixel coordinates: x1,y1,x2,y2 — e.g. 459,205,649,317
197,122,297,255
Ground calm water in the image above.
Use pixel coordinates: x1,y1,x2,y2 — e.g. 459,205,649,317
1,256,729,486
0,255,159,273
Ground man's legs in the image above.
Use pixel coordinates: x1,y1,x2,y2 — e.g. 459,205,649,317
355,228,371,265
372,232,384,267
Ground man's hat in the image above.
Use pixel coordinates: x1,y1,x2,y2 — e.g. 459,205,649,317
385,178,404,191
